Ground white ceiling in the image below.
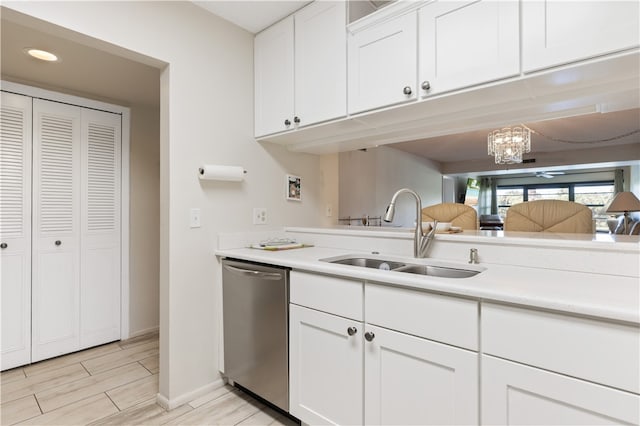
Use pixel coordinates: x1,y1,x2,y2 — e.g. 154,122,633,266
392,108,640,164
1,17,161,108
193,1,311,33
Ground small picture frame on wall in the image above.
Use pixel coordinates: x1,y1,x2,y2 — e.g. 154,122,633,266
286,175,301,201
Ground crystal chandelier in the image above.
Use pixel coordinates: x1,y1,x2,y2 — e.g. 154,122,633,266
487,126,531,164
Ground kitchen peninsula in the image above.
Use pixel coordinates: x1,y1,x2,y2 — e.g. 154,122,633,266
217,227,640,425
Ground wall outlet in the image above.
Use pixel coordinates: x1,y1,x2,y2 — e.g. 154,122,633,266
253,207,267,225
326,204,333,217
190,208,201,228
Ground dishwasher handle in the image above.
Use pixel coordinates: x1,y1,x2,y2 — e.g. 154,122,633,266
223,263,284,280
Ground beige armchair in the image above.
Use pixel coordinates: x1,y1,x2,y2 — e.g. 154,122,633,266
421,203,478,230
504,200,593,233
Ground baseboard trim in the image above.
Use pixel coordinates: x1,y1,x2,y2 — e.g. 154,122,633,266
129,326,159,339
156,378,226,410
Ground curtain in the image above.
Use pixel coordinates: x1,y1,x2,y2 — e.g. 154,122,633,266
478,177,498,216
614,168,624,193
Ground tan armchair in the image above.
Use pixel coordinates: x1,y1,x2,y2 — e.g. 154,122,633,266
504,200,593,233
421,203,478,230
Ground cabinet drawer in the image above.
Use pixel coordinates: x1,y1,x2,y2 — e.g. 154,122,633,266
365,283,478,350
290,271,363,320
482,303,640,394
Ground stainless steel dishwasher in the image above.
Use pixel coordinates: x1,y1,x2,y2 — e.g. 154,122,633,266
222,258,289,412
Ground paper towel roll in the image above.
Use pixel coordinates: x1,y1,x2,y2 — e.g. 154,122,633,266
198,165,246,181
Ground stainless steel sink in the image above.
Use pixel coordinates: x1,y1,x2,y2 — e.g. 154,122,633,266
330,257,406,270
320,255,483,278
394,264,480,278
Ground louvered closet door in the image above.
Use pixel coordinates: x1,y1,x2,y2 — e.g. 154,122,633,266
80,108,121,349
0,92,32,370
32,99,82,362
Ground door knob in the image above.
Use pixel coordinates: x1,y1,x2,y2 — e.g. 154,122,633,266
347,326,357,336
421,81,431,91
55,240,62,246
0,243,7,249
403,86,412,95
284,119,291,126
364,331,375,342
294,116,301,124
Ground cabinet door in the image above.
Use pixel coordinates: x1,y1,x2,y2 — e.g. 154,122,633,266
289,304,363,425
419,0,519,96
32,99,82,362
482,355,640,425
80,108,121,349
0,92,32,370
522,1,640,72
255,16,294,137
348,11,417,114
295,0,347,127
364,324,478,425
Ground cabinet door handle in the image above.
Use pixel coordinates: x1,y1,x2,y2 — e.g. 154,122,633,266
55,240,62,246
403,86,412,95
0,242,7,249
284,119,291,126
421,81,431,91
364,331,375,341
294,116,301,124
347,327,357,336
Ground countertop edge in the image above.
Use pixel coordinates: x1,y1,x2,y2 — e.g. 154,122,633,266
215,247,640,325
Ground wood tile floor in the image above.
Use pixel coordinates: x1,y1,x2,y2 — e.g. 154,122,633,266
1,333,297,426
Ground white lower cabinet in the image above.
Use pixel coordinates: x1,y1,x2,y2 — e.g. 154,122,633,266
482,355,640,425
364,324,477,425
289,271,479,425
289,304,363,425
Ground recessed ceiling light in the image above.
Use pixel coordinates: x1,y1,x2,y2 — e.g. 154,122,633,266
25,48,59,62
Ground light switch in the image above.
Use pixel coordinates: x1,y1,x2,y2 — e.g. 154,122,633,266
190,208,201,228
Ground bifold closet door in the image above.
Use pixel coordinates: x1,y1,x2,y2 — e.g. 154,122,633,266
80,108,121,349
1,92,33,370
31,99,82,362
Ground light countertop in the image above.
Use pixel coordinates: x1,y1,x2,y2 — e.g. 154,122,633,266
215,244,640,325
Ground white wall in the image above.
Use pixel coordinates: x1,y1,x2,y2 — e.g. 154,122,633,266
129,104,160,336
339,146,442,227
4,1,338,404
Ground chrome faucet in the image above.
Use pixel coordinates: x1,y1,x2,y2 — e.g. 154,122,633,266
383,188,438,258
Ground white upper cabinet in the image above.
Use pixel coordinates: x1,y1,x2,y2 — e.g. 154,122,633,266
419,0,519,96
255,16,295,137
0,92,32,371
295,1,347,128
522,0,640,72
255,1,347,137
348,10,418,114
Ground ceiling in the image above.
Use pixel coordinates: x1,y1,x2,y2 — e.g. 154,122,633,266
392,108,640,164
1,4,638,175
0,17,160,108
193,1,312,33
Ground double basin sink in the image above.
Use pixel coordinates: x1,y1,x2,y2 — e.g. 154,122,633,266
321,255,483,279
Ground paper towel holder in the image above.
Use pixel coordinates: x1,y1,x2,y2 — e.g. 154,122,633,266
198,165,247,181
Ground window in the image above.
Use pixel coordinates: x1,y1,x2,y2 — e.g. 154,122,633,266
497,181,615,232
497,187,523,218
